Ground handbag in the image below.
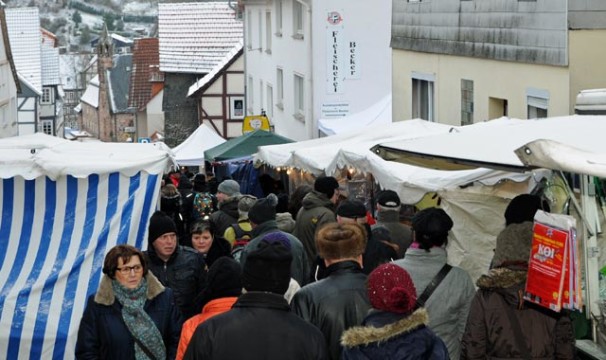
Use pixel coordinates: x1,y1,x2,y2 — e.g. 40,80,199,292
415,264,452,308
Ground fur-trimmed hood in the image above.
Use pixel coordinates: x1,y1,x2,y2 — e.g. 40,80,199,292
476,267,527,308
341,308,429,348
476,267,527,290
94,271,165,306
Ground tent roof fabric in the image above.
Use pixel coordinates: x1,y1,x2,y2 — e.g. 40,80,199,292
374,115,606,172
256,119,455,175
0,133,173,180
205,130,293,162
171,123,226,166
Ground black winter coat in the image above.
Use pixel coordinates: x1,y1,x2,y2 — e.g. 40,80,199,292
144,245,207,319
183,292,328,360
209,196,239,236
291,261,371,360
75,273,183,359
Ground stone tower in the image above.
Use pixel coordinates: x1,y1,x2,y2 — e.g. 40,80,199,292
97,23,113,141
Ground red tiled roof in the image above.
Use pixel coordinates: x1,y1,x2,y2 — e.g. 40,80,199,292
129,38,160,110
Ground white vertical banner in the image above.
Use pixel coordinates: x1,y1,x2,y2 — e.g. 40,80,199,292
326,10,345,94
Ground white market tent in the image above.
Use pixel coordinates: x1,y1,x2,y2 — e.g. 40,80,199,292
257,120,543,281
256,119,454,176
374,115,606,172
318,94,392,136
373,115,606,337
0,133,173,359
516,139,606,178
171,123,226,167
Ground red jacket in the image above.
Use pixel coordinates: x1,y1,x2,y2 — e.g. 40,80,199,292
176,297,238,360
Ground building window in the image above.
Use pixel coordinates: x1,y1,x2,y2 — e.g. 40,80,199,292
527,88,549,119
293,73,304,121
247,10,252,49
412,72,435,122
258,11,263,51
265,12,272,53
247,76,254,114
267,84,274,118
461,79,474,125
259,79,264,114
41,88,52,104
292,1,304,39
275,0,283,36
276,68,284,110
40,120,53,135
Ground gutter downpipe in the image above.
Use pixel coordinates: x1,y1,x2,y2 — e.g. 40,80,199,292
305,0,314,139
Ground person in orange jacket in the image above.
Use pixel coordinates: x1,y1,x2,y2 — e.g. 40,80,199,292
176,257,242,360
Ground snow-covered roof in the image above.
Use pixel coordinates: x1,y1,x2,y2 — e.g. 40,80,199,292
111,33,133,45
5,7,42,94
158,2,243,74
41,46,60,86
188,41,243,97
108,54,133,113
80,75,99,108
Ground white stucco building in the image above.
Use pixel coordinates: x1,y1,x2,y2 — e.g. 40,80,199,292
242,0,392,140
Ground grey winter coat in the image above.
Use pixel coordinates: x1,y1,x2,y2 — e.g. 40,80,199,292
292,190,336,268
394,247,475,360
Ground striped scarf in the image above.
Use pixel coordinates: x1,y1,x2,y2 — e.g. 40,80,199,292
112,279,166,360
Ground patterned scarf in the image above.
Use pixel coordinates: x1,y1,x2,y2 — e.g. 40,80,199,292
112,279,166,360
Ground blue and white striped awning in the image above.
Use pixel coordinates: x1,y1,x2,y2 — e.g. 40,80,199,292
0,133,173,359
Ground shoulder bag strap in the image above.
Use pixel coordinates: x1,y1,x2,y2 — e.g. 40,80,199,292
415,264,452,309
500,296,532,360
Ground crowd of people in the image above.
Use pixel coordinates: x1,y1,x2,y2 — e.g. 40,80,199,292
74,170,576,359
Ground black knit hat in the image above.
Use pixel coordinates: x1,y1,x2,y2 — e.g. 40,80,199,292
199,257,242,305
148,211,177,245
412,207,453,239
248,193,278,224
504,194,549,226
377,190,401,208
314,176,339,199
242,240,292,294
336,199,367,219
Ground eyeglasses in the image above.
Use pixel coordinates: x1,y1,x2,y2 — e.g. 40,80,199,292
116,264,143,275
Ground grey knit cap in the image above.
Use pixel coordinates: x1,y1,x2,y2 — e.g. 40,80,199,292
217,179,241,197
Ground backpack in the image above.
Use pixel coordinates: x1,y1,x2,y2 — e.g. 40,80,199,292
192,192,215,221
230,222,253,263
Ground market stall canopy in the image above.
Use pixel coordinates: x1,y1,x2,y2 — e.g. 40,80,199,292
0,133,172,359
171,123,226,166
256,119,453,176
373,115,606,172
318,94,392,136
516,139,606,178
0,132,173,180
204,129,293,163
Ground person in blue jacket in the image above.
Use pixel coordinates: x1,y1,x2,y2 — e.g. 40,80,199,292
340,263,449,360
75,244,182,359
